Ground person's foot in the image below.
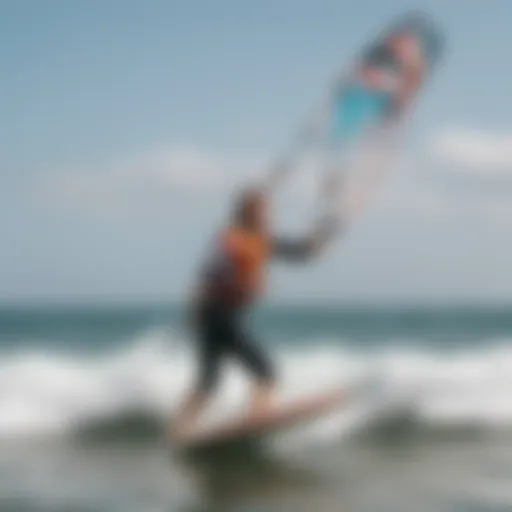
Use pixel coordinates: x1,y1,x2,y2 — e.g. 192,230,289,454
168,419,193,443
168,389,207,442
245,402,276,425
247,382,276,422
167,423,181,442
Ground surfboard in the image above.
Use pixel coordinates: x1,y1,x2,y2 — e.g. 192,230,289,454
173,386,351,452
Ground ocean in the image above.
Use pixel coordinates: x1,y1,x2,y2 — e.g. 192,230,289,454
1,303,512,512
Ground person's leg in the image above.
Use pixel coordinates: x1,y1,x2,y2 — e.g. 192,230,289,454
171,387,209,439
231,329,277,419
170,312,224,439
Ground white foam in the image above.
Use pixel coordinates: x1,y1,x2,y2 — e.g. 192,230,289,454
1,330,512,440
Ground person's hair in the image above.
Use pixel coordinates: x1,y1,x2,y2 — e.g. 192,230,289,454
232,186,264,225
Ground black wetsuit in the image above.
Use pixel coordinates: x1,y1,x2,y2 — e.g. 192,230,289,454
193,236,316,394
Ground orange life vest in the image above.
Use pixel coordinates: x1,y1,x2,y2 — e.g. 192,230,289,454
220,226,270,302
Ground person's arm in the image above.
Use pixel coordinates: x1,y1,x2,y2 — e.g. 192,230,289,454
271,215,340,262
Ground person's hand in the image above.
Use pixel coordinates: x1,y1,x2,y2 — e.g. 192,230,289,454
309,212,341,255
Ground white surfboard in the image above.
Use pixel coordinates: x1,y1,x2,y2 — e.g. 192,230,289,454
173,376,394,452
177,387,346,450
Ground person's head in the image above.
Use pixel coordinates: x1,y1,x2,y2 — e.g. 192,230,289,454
233,186,268,231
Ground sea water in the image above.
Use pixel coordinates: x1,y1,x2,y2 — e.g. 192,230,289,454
1,303,512,512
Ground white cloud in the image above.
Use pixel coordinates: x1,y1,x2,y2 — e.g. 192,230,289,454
34,134,512,227
430,128,512,173
36,144,341,221
36,146,266,216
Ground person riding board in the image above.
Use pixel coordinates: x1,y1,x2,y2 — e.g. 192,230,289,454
171,185,340,439
170,27,426,440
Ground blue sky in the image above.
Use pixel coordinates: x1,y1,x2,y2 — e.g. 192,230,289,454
2,0,512,303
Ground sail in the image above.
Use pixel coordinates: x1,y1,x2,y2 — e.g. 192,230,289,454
267,11,445,222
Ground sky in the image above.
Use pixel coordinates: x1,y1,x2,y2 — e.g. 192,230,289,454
1,0,512,304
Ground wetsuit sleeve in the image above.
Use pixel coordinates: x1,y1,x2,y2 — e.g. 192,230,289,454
270,216,340,262
270,237,316,261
